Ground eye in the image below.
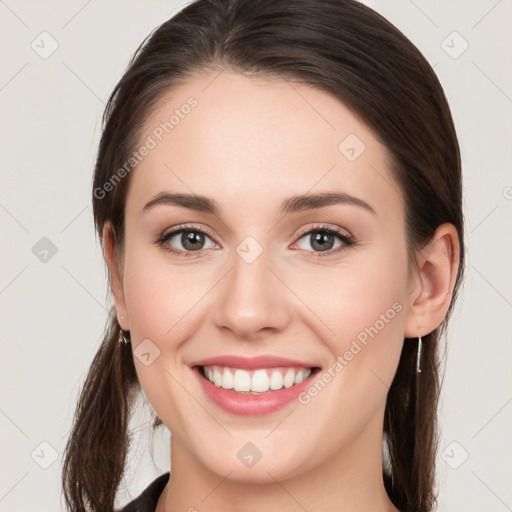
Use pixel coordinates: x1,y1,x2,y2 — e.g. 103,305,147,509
292,224,355,257
155,224,218,258
155,223,356,259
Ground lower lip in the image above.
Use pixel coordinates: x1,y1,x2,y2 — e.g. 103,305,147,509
192,366,318,416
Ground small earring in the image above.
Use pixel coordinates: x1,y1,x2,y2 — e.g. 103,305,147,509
118,328,130,346
416,336,423,374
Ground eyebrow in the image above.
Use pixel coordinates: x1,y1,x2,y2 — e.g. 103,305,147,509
141,191,376,216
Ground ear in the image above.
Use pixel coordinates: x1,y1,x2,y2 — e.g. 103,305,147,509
404,223,460,337
102,222,129,331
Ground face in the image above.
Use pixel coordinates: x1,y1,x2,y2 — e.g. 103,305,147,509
114,70,416,483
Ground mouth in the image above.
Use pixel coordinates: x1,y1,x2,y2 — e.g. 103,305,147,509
189,355,322,415
194,365,321,395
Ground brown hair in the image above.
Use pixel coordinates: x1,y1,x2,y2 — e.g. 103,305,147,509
61,1,465,511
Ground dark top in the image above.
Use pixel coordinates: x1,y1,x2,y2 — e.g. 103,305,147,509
116,472,170,512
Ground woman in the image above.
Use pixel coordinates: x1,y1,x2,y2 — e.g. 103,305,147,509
62,0,465,511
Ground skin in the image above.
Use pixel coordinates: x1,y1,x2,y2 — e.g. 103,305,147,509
103,70,460,512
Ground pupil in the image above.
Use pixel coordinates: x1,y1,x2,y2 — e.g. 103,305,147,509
312,232,333,251
183,231,204,250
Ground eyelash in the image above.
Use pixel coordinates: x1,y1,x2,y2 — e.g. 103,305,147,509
154,223,356,259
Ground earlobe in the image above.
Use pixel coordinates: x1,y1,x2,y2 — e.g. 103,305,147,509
102,222,129,330
404,223,460,338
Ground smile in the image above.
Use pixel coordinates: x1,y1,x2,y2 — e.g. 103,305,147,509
200,365,313,394
190,355,321,415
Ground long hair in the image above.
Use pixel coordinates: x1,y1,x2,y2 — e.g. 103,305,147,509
61,1,465,511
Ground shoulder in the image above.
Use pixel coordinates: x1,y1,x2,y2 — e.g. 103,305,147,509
114,471,170,512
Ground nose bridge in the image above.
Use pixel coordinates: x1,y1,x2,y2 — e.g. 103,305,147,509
213,235,290,338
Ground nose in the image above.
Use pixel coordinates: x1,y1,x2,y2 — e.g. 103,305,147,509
212,243,292,340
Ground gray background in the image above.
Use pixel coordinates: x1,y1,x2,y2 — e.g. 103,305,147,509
0,0,511,510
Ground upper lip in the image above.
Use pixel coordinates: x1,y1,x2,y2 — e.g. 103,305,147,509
190,355,318,370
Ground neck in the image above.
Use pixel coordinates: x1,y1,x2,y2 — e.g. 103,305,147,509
158,413,399,512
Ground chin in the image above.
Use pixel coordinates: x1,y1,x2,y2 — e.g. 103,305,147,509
193,439,313,485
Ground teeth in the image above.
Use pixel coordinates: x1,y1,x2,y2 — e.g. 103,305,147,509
269,370,283,390
283,368,296,388
251,369,270,392
234,369,251,391
221,368,234,390
202,366,313,393
213,368,223,387
295,370,306,384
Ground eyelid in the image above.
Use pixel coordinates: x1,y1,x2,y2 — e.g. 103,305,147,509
154,223,219,259
160,223,218,242
294,222,353,240
156,222,356,257
290,223,356,257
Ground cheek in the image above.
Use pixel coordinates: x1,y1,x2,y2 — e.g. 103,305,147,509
120,241,224,409
354,263,407,375
289,242,408,349
121,246,209,436
289,246,408,437
122,241,213,341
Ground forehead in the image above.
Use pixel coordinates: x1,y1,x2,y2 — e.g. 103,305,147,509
126,70,401,218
